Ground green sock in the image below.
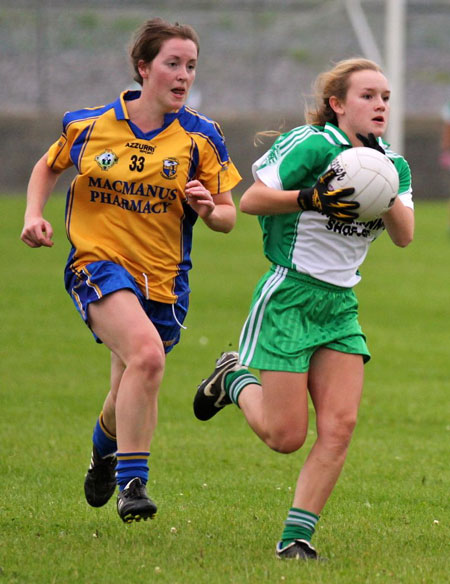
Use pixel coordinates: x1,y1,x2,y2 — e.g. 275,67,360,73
281,507,319,548
224,369,260,407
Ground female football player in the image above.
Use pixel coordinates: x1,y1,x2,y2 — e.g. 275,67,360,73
193,58,414,559
21,18,241,523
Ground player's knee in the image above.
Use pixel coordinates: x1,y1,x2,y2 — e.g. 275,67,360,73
129,343,165,383
319,413,358,453
266,427,307,454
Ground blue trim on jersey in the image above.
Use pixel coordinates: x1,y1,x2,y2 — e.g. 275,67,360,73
126,112,179,140
188,137,200,181
173,202,198,299
62,102,118,172
66,244,76,270
117,91,182,140
70,123,95,172
60,95,231,171
114,90,139,120
179,106,230,165
62,102,115,131
58,91,235,305
65,183,76,245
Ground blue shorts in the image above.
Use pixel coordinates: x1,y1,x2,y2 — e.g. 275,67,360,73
64,260,188,353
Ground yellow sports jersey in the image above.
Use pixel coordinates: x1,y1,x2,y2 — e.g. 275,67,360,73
47,90,242,303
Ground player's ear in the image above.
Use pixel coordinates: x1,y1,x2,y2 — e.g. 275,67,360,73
329,95,344,116
138,59,150,79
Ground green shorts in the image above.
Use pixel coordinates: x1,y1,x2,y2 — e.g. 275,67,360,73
239,265,370,372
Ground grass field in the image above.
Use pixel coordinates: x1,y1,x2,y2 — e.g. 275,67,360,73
0,195,449,584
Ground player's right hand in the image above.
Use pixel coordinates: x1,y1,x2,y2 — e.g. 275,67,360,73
21,217,54,248
297,168,359,223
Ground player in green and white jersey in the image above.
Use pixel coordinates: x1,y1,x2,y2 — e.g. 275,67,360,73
194,58,414,560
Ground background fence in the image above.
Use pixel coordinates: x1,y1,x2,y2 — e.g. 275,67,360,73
1,0,449,195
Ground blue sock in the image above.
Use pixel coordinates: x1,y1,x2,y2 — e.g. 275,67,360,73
116,452,150,491
92,412,117,458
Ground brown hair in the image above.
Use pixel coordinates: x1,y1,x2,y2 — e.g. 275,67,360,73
129,18,200,85
305,58,384,126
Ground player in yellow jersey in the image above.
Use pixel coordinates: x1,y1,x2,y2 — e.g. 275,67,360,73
21,18,241,523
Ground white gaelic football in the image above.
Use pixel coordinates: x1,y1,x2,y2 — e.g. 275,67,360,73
327,147,399,222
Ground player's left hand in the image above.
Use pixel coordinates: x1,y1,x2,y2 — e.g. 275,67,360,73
356,132,386,155
185,180,215,218
357,133,395,165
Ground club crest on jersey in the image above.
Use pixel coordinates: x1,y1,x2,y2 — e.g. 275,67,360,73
161,158,179,179
95,149,118,171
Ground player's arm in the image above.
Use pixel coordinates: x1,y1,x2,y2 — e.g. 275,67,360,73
21,152,62,248
185,180,236,233
240,173,358,222
240,178,299,215
381,197,414,247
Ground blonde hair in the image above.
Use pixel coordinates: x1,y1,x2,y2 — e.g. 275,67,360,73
305,58,384,126
255,58,384,143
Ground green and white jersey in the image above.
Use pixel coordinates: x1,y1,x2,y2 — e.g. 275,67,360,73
253,122,413,288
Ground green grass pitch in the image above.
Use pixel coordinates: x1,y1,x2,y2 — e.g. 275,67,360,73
0,195,449,583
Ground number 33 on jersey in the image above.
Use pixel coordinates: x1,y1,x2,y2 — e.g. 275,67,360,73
46,89,241,303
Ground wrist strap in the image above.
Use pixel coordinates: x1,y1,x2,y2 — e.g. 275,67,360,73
297,188,312,211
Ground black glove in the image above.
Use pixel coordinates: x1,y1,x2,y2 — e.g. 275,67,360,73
356,132,386,155
297,168,359,223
